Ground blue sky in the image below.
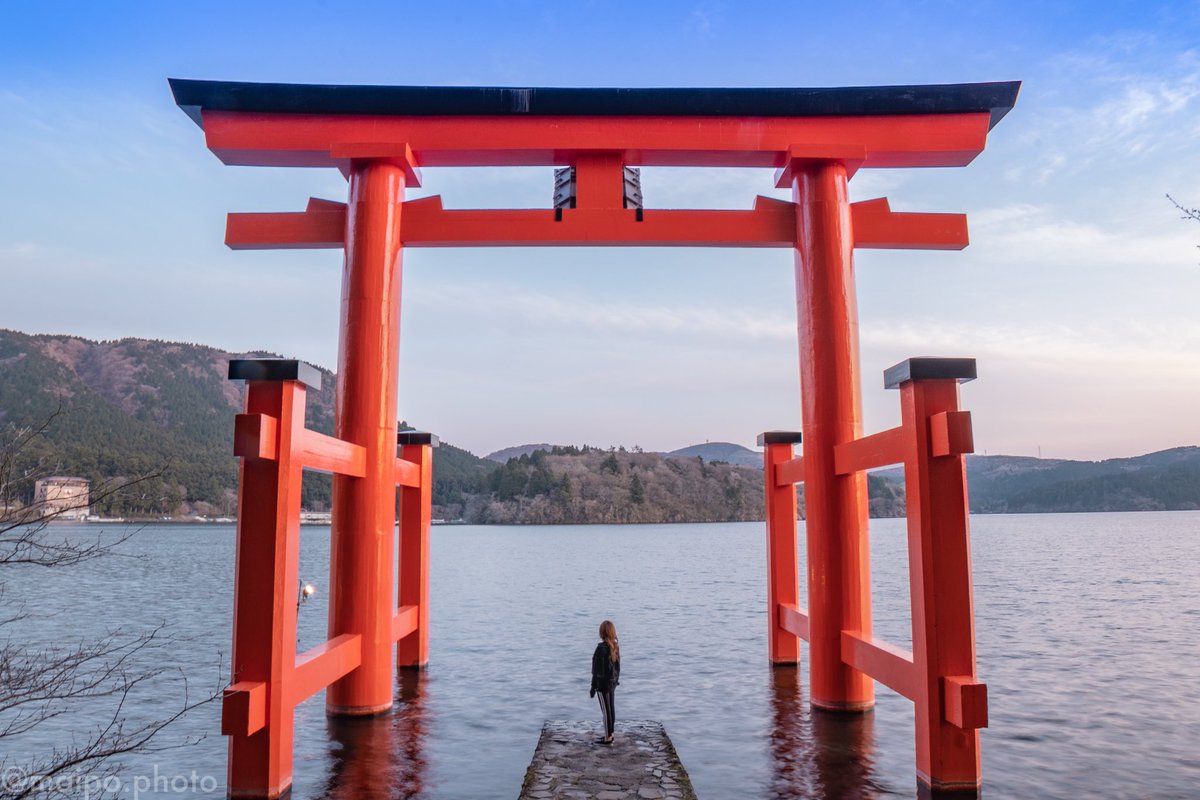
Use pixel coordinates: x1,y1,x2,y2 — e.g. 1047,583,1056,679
3,1,1200,459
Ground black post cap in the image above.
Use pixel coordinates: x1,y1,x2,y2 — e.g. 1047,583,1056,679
397,430,440,448
228,359,322,390
883,357,976,390
757,431,803,446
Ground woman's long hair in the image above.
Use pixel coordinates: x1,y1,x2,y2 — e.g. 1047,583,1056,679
599,620,619,663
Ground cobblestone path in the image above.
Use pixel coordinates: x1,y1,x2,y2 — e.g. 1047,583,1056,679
518,720,698,800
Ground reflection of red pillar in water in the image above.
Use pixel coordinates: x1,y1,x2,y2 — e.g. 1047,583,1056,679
768,665,877,798
327,160,408,715
788,160,873,712
323,671,428,799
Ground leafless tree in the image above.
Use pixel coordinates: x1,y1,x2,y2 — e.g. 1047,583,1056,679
0,410,218,799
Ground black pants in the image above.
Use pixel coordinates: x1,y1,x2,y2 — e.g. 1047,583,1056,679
597,686,615,738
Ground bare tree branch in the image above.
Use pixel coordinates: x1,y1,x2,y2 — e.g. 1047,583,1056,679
1167,193,1200,224
0,410,218,799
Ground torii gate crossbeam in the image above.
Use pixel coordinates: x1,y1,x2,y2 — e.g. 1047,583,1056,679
171,78,1019,798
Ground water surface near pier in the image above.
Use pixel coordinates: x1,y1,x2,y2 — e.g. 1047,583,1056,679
5,513,1198,798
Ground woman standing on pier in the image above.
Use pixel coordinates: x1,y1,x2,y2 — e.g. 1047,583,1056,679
589,620,621,745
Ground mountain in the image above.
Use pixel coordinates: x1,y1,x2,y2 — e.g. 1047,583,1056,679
6,328,1199,521
485,444,557,463
666,441,762,468
474,447,765,524
0,329,497,517
874,449,1200,513
0,329,336,516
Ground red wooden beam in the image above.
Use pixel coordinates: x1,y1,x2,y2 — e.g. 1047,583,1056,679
291,633,363,707
774,455,806,486
233,413,279,460
943,675,989,729
930,410,975,457
295,429,366,477
394,458,420,488
774,143,866,186
391,604,419,642
226,208,346,250
221,681,267,737
777,603,810,641
840,630,917,700
833,425,908,475
851,198,968,250
201,110,993,169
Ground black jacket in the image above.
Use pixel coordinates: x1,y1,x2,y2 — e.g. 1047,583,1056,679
590,641,620,693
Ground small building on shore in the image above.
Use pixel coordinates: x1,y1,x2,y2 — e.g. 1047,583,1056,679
33,476,91,520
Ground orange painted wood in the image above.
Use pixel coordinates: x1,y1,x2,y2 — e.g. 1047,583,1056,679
930,410,975,457
226,210,346,250
394,458,420,488
790,160,874,712
840,630,917,700
294,429,366,477
573,152,625,209
221,681,267,737
329,141,422,185
777,603,810,641
326,161,407,716
225,194,972,254
901,377,983,791
291,633,363,707
400,195,797,248
943,675,989,730
226,379,305,798
763,442,802,664
774,456,806,486
774,143,866,186
397,444,433,667
201,110,992,169
391,604,419,642
832,425,907,475
851,197,968,250
233,413,278,460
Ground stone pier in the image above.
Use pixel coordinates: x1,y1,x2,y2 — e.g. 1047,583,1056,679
519,720,698,800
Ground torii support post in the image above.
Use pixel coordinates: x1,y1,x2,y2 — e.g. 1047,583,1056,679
888,358,986,792
397,431,437,668
326,156,414,715
760,430,805,664
783,156,874,712
224,362,313,798
767,357,988,793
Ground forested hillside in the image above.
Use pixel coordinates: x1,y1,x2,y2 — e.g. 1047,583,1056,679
0,329,337,515
876,449,1200,513
5,329,1196,521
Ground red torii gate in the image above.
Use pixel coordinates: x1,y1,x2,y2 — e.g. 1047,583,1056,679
170,78,1018,797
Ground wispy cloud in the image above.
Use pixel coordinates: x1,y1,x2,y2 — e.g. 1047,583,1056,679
966,203,1196,269
414,280,795,342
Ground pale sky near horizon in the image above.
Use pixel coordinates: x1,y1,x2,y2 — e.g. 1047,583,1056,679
3,2,1200,460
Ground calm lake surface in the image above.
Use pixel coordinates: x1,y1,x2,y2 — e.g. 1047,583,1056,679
4,513,1199,798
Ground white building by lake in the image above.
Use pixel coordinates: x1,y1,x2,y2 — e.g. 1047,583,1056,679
33,476,91,520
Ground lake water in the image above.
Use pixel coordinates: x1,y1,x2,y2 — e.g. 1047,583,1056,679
3,513,1198,798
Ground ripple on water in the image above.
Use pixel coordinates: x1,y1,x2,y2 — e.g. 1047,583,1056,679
1,513,1197,798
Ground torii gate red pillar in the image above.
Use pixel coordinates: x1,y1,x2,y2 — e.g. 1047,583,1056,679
786,157,874,712
326,156,412,715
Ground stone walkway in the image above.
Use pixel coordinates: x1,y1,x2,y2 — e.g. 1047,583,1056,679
518,720,698,800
